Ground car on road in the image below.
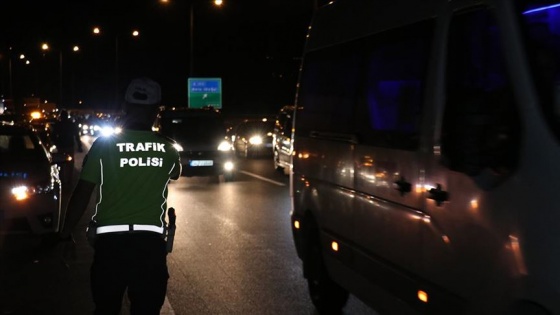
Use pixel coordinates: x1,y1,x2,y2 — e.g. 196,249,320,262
153,107,235,182
232,119,274,158
272,105,294,175
0,122,62,235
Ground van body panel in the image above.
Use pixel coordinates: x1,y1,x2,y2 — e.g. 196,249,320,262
354,146,425,276
295,137,354,239
291,0,560,314
306,0,440,53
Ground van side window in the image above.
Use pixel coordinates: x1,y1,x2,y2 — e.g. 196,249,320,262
297,19,434,149
358,20,434,150
442,9,521,177
521,2,560,142
297,44,361,135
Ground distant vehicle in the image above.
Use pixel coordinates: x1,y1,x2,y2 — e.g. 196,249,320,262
0,113,28,125
291,1,560,315
272,105,294,175
79,116,122,137
0,122,62,234
153,107,235,182
232,119,274,158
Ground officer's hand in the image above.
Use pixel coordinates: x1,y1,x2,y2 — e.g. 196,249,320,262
36,233,76,267
40,233,74,250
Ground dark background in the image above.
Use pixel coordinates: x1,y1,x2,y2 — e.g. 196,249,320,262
0,0,317,115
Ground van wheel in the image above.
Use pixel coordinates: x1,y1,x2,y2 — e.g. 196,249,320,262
305,234,349,313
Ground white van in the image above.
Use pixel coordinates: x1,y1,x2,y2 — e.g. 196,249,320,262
290,0,560,314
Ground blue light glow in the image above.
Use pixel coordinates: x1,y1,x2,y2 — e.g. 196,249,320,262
523,3,560,15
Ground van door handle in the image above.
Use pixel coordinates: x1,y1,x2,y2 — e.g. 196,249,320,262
394,176,412,196
428,184,449,206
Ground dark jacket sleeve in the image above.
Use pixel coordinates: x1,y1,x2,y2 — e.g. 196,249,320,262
59,179,96,238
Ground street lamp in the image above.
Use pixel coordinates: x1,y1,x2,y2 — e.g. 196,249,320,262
189,0,224,77
93,26,140,109
41,42,62,105
3,47,31,102
41,42,80,107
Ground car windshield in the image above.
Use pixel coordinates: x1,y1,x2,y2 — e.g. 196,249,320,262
161,116,226,143
520,1,560,139
0,133,43,161
239,121,274,135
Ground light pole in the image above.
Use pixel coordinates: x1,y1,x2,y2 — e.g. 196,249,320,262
41,42,80,107
5,48,32,104
41,43,63,106
189,0,224,77
93,27,140,109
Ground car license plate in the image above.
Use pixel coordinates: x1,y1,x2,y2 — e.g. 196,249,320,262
190,160,213,167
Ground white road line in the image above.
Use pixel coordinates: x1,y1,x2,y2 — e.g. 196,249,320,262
239,171,286,186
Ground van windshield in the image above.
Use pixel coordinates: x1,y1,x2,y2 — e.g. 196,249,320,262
521,1,560,139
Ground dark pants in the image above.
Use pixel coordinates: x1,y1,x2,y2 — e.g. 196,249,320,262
91,232,168,315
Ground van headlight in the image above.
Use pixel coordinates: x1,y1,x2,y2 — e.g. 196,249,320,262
218,140,232,151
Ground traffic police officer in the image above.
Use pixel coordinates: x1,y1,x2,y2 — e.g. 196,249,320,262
59,77,182,315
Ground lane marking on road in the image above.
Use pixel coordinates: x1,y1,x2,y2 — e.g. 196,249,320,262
239,171,286,186
161,296,175,315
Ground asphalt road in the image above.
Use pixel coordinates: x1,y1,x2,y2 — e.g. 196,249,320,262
0,136,378,315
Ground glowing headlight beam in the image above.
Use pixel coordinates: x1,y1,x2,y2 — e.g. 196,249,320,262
249,136,263,145
218,141,232,151
12,186,31,201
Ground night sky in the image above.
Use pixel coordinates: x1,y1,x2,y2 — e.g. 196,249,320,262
0,0,314,115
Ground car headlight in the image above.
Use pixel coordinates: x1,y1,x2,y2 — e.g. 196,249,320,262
224,161,235,171
173,143,184,152
11,184,54,201
12,186,32,201
218,140,232,151
100,126,115,137
249,136,263,145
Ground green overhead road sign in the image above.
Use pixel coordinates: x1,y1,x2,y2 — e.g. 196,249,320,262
188,78,222,109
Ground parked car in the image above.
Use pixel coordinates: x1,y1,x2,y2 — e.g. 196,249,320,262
153,107,235,182
291,1,560,315
29,121,74,184
0,122,62,234
232,119,274,158
272,105,294,175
